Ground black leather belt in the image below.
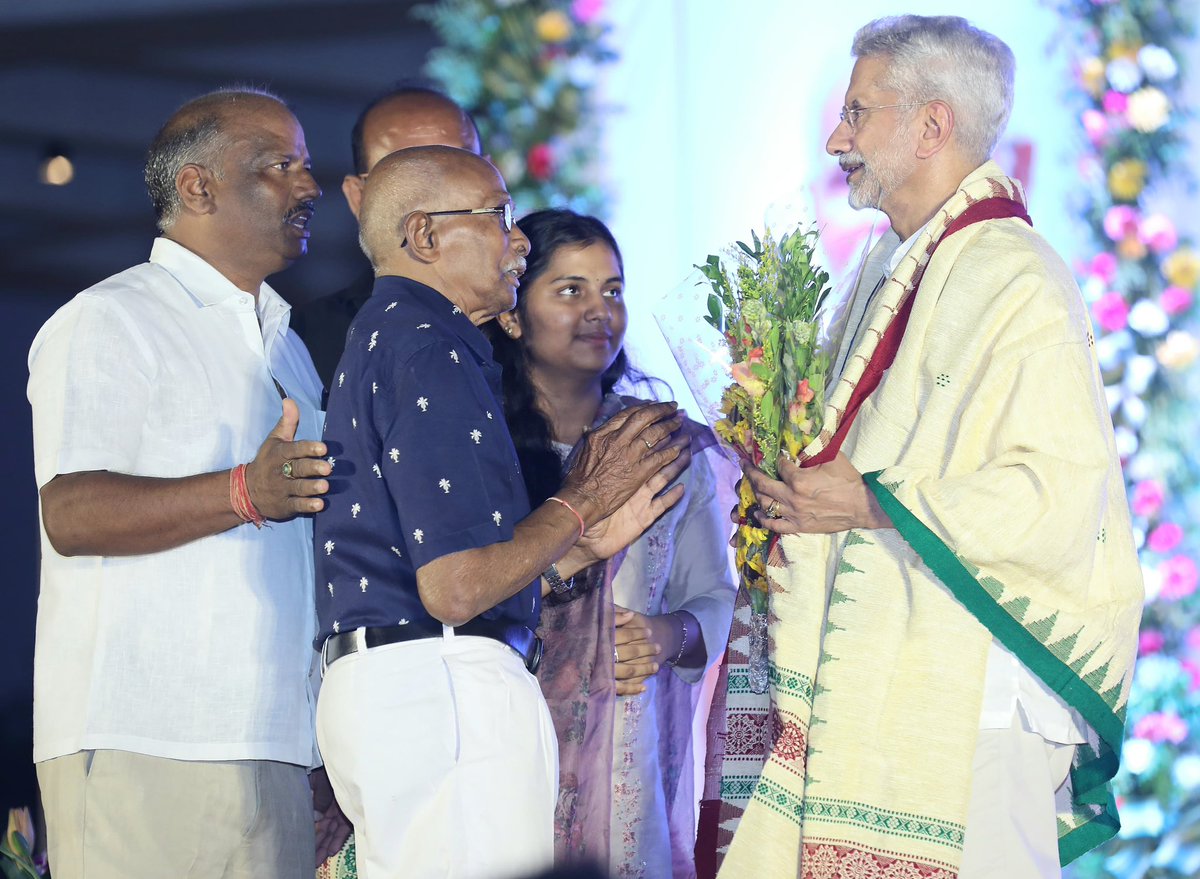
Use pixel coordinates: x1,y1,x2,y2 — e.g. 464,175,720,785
324,618,543,674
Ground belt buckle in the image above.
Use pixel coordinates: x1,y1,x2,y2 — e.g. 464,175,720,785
526,635,544,675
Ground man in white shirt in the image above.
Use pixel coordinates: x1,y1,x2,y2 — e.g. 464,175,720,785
28,87,333,879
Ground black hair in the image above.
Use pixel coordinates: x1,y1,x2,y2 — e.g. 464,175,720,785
486,208,652,507
350,80,482,174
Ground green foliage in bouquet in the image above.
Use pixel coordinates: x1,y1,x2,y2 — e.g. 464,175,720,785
698,225,832,616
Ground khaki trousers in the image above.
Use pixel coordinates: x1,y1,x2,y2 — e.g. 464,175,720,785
37,750,315,879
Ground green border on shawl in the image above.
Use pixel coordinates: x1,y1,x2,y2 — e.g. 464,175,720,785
864,471,1124,865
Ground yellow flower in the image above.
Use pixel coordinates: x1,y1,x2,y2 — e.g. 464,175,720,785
1164,248,1200,289
1117,235,1147,262
1107,40,1142,62
1080,57,1106,97
1156,330,1199,371
731,360,767,398
535,10,572,43
1108,159,1147,201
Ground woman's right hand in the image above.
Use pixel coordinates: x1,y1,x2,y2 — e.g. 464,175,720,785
558,401,683,526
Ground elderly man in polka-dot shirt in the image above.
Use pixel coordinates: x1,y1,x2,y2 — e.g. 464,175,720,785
313,145,690,879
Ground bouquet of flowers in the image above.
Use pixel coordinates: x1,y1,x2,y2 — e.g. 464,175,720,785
698,225,832,691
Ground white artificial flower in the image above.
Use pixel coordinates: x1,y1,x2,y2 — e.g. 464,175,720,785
1126,87,1170,133
1138,45,1178,83
1127,300,1169,338
1106,57,1142,93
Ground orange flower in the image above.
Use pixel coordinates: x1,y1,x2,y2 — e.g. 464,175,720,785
796,378,814,404
731,361,766,398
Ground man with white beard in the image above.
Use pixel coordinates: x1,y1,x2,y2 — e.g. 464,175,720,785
708,14,1142,879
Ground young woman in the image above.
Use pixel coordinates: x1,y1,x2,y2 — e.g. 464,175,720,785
489,209,736,877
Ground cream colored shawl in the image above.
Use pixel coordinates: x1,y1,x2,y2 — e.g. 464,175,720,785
714,163,1142,877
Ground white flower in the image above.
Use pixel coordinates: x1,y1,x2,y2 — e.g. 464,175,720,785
1138,45,1178,83
324,540,335,555
385,301,398,311
351,503,361,518
1106,57,1141,93
372,464,382,479
326,582,334,596
449,349,460,363
1127,301,1169,338
360,577,369,592
413,529,425,543
332,620,340,633
486,411,493,420
372,382,378,394
338,372,345,387
398,618,409,625
389,448,400,463
368,331,379,351
451,306,461,315
327,456,336,468
417,323,431,329
352,417,358,429
438,478,451,493
492,510,503,525
417,397,429,412
470,429,482,444
390,546,403,557
1126,86,1170,132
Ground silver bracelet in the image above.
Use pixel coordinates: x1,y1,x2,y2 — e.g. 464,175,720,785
669,612,689,665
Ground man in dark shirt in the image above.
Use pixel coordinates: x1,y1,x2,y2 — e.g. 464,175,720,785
291,86,481,389
313,145,689,879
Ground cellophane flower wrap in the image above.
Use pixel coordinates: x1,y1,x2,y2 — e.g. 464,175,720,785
698,227,832,669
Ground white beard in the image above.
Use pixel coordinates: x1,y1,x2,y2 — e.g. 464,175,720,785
844,124,912,211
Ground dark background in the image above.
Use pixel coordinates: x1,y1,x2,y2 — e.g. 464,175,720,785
0,0,442,812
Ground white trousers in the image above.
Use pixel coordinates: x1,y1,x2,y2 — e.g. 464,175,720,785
959,712,1076,879
316,630,558,879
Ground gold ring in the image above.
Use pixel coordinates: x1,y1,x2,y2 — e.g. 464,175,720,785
765,500,781,518
281,461,295,479
643,438,654,451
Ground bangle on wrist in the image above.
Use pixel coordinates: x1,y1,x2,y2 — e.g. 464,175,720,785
230,463,265,529
547,495,585,539
669,612,689,666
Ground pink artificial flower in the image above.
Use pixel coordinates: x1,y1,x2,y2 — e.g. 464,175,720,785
571,0,605,24
1159,555,1199,601
748,346,765,364
1103,205,1140,242
1140,214,1179,254
1185,626,1200,655
1132,710,1189,744
1138,629,1166,655
1103,90,1129,114
1131,479,1166,517
1161,286,1193,316
1093,291,1130,332
526,143,555,181
1148,522,1185,553
1082,109,1109,145
1089,251,1119,284
1182,659,1200,691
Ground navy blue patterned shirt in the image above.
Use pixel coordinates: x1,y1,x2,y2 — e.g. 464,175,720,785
314,276,537,645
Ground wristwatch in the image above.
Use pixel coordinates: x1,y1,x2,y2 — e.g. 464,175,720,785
543,562,576,596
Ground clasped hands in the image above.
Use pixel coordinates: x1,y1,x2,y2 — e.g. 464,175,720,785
737,451,892,534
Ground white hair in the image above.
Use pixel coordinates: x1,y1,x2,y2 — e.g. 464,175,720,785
852,15,1015,164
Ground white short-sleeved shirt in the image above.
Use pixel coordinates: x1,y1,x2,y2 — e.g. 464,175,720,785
28,237,324,766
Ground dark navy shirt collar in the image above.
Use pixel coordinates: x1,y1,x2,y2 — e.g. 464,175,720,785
371,275,495,366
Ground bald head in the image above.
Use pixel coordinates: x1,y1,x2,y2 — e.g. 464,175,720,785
359,145,497,268
146,88,289,231
343,89,481,222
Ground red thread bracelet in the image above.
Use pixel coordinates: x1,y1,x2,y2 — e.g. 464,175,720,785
547,496,585,539
230,463,265,529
